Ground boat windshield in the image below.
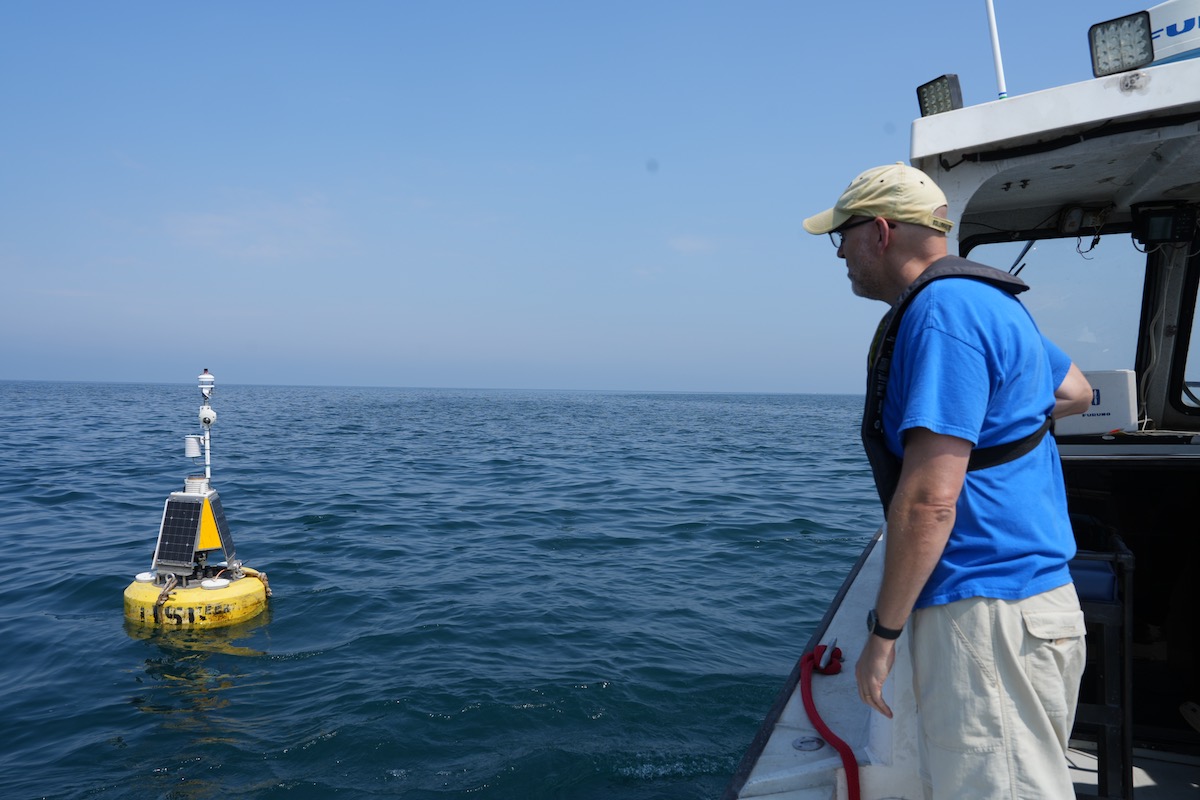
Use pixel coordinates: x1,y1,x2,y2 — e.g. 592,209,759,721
1185,295,1200,409
970,236,1142,372
972,234,1200,418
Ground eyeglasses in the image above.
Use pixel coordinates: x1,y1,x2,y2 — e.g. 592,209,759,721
828,217,874,249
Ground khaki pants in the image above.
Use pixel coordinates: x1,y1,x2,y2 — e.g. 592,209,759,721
910,583,1087,799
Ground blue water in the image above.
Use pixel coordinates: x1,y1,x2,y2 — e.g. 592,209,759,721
0,382,879,799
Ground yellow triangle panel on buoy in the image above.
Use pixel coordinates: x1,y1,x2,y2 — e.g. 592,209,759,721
202,492,237,559
199,498,223,551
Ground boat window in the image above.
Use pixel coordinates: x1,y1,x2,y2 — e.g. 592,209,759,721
1183,288,1200,409
968,236,1143,372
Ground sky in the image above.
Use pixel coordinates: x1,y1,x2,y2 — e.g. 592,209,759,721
0,1,1147,393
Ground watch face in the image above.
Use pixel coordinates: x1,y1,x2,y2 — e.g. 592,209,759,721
867,609,876,632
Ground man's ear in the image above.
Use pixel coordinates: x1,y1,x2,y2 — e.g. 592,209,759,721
872,217,895,252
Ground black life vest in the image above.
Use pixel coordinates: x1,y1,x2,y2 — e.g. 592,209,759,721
861,255,1053,514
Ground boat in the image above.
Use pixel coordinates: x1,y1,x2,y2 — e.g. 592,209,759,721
725,2,1200,797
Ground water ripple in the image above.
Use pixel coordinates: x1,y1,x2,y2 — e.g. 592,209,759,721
0,382,878,799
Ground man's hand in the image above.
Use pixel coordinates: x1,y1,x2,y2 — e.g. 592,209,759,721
856,633,897,718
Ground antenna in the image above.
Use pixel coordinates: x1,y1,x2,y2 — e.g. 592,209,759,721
1009,240,1035,276
986,0,1009,100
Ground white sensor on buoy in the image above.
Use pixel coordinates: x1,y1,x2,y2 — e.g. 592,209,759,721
184,435,203,459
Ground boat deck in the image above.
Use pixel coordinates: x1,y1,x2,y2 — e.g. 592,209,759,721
729,529,1200,799
1069,745,1200,797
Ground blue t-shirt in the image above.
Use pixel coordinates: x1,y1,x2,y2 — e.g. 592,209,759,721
883,277,1076,608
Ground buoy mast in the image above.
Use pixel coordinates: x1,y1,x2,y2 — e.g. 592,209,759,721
196,368,215,482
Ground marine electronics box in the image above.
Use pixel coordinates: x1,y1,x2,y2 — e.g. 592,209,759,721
1055,369,1138,436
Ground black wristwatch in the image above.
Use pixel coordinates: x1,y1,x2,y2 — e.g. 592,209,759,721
867,608,903,640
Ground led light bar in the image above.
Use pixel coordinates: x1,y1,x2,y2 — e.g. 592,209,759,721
1089,11,1154,77
916,74,963,117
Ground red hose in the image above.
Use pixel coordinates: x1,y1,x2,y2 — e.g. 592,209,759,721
800,647,861,800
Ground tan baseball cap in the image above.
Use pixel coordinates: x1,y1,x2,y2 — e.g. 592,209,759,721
802,163,954,235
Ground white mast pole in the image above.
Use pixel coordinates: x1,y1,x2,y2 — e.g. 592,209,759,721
203,423,212,480
986,0,1009,99
198,370,216,483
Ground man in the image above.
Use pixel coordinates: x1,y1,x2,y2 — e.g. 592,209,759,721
803,163,1093,798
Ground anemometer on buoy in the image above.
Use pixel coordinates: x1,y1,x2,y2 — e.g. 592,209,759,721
123,370,271,628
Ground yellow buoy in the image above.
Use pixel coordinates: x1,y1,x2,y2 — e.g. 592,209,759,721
124,568,268,628
124,370,271,629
